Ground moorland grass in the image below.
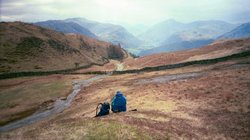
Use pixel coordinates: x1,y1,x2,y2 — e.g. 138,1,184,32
0,79,71,126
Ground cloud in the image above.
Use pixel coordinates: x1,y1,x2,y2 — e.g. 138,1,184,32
0,0,250,25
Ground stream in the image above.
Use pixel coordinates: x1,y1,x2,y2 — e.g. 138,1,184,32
0,74,108,132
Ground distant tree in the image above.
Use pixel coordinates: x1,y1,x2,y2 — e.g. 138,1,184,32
129,52,139,58
108,45,124,60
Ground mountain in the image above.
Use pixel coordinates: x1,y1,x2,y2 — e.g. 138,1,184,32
140,20,235,45
139,39,213,56
218,22,250,39
139,19,185,46
64,18,143,50
35,20,98,39
185,20,236,38
122,24,150,36
138,20,236,55
0,22,128,73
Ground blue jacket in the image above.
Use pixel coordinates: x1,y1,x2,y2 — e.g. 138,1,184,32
111,91,126,112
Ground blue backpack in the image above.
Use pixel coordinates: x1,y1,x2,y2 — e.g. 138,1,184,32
111,91,126,113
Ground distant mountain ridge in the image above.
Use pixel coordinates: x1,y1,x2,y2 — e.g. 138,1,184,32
35,20,98,39
218,22,250,39
35,18,144,53
64,18,143,49
139,39,213,56
34,18,250,56
139,19,185,46
139,20,236,46
138,20,238,55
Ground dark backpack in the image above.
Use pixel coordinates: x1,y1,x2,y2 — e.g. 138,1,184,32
96,102,110,117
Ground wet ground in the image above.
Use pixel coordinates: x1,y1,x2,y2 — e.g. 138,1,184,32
0,75,108,132
1,60,250,139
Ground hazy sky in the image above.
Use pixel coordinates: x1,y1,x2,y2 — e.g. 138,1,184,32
1,0,250,26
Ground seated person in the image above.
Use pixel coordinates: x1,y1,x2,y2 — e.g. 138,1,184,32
111,91,126,113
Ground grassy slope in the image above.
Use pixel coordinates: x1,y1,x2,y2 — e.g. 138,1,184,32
15,119,154,140
0,38,250,139
1,57,250,139
0,74,93,126
124,38,250,70
0,22,127,73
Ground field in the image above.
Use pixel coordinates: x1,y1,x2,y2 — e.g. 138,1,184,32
0,56,250,139
0,74,93,126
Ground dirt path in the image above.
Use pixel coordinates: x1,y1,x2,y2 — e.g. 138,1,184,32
135,72,203,84
116,63,124,71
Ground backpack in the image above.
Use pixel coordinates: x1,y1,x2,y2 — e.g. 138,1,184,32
96,102,110,117
111,91,126,113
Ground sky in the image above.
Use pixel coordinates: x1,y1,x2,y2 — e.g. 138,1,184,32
1,0,250,26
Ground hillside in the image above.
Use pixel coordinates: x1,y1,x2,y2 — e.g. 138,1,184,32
0,22,128,74
218,22,250,39
0,34,250,139
65,18,143,50
1,49,250,139
124,38,250,70
35,20,98,39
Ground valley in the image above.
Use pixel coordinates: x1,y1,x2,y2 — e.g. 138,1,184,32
0,52,249,139
0,18,250,139
0,34,250,139
33,18,250,56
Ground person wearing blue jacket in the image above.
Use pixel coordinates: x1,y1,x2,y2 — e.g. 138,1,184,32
111,91,127,112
